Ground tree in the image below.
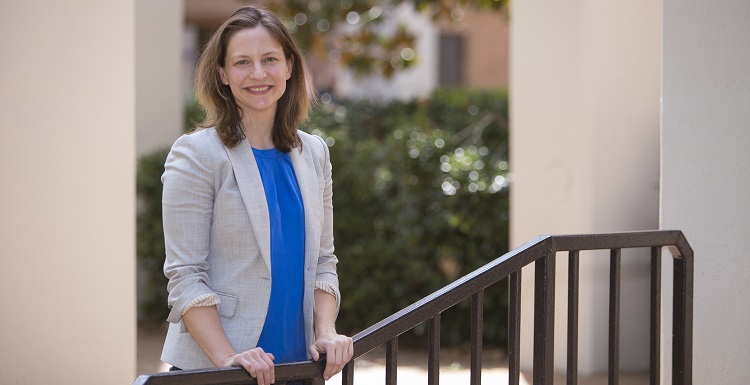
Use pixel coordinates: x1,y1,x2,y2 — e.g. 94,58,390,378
269,0,508,78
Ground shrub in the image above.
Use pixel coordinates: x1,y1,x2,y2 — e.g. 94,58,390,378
136,148,170,324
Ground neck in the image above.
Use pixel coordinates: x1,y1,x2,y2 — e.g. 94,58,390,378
241,110,275,149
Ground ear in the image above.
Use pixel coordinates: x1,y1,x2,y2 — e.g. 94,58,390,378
286,55,294,80
218,65,229,85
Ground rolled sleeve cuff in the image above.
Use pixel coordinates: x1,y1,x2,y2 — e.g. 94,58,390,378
166,281,215,332
181,293,221,315
315,280,340,313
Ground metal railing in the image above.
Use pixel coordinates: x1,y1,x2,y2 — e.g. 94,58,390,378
133,230,693,385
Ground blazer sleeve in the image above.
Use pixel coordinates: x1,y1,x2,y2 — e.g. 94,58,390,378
312,134,341,309
161,132,218,328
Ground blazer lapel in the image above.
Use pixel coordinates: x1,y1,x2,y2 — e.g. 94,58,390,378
290,142,322,274
225,140,272,273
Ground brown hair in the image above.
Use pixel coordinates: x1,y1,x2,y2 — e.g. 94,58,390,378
193,6,314,152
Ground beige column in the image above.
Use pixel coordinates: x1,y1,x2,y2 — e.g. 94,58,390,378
510,0,661,375
661,0,750,383
136,0,184,156
0,1,136,384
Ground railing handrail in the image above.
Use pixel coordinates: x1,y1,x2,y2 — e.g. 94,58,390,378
133,230,693,385
550,230,693,257
349,234,552,357
132,360,326,385
351,229,692,358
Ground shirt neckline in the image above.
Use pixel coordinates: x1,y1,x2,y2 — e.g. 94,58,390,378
251,147,284,159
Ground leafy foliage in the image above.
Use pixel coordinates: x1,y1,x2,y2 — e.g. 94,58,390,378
136,88,510,347
136,147,170,324
270,0,508,78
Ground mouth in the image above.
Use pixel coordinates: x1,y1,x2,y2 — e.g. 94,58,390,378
245,85,273,94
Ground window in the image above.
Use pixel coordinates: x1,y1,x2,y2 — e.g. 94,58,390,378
439,33,464,87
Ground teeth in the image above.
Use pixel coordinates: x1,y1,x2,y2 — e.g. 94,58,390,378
249,86,271,92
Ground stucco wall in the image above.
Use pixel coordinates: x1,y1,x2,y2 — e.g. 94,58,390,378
0,1,136,384
661,0,750,383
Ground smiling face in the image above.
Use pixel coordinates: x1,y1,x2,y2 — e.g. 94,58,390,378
219,26,293,119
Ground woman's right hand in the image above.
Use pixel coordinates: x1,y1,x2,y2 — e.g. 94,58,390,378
181,307,276,383
223,348,276,385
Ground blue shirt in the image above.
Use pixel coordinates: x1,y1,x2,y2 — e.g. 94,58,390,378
253,147,307,364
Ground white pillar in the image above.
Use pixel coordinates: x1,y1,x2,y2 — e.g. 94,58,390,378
136,0,184,155
0,1,136,384
510,0,661,375
661,0,750,383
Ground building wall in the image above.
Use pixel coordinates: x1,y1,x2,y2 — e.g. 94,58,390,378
0,1,136,384
510,0,661,374
437,8,509,89
136,0,184,155
463,9,508,89
661,0,750,383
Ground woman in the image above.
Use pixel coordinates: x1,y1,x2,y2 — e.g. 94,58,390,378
160,6,352,385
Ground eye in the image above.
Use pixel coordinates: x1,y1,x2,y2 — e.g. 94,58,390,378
235,60,249,65
263,57,279,63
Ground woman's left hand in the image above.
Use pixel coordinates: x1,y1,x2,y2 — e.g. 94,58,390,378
308,332,353,380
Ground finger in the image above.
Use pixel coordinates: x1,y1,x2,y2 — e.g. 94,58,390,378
252,358,272,385
243,348,274,385
336,343,348,374
241,354,265,384
261,365,273,385
308,344,320,361
243,360,258,379
262,354,275,384
324,345,340,380
325,360,338,380
333,339,354,376
346,338,354,362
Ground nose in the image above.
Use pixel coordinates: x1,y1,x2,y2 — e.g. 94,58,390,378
250,62,265,80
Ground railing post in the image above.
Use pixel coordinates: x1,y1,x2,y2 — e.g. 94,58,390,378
566,250,580,385
342,361,354,385
650,247,661,385
672,252,693,385
386,338,398,385
533,251,556,385
470,291,484,385
428,315,441,385
508,271,522,385
609,248,621,385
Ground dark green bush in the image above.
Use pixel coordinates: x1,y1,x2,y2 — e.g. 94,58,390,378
137,148,170,324
136,88,510,347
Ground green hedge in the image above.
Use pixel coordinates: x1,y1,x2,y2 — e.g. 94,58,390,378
137,88,511,348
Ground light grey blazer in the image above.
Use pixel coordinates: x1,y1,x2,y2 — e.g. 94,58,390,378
159,128,340,370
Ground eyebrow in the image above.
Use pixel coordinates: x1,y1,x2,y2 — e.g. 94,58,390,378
229,50,283,59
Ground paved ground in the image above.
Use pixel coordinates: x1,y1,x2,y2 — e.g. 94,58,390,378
137,325,648,385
